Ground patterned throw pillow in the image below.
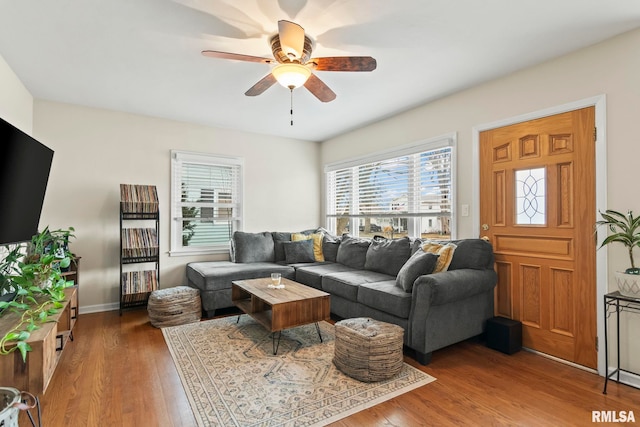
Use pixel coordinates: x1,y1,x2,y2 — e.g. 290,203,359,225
292,233,325,262
421,241,457,272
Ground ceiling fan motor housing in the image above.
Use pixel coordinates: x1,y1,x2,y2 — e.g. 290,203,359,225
270,34,313,64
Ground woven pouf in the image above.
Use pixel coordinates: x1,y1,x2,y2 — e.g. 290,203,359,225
148,286,201,328
333,317,404,382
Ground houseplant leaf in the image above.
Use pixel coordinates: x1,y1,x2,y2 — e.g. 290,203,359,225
16,341,32,362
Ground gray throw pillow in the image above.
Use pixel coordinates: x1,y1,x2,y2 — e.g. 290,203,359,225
396,251,440,292
411,238,425,255
272,232,292,262
364,236,411,276
282,239,315,263
232,231,275,263
336,235,370,269
322,234,341,263
447,239,494,270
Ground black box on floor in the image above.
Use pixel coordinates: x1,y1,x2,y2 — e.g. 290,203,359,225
486,316,522,355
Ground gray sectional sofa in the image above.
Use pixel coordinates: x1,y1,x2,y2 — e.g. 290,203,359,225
186,229,497,364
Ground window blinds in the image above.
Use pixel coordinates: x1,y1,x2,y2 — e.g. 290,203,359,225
327,146,452,219
171,151,242,250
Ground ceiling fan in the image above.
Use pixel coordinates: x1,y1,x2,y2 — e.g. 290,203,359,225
202,20,377,103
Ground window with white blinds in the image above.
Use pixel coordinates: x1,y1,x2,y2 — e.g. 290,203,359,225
170,151,243,255
325,135,455,239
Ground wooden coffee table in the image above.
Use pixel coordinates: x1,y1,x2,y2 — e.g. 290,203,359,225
231,277,330,354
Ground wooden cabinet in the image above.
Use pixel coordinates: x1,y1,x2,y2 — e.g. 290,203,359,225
61,256,80,287
0,286,78,395
58,285,79,338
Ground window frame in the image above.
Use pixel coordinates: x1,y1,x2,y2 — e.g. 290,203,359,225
324,133,457,239
170,150,244,256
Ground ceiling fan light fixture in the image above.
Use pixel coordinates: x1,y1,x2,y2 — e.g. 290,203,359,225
272,63,311,89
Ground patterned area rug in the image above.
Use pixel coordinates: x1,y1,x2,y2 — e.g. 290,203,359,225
162,316,436,426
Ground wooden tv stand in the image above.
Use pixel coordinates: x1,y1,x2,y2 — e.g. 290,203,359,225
0,286,78,395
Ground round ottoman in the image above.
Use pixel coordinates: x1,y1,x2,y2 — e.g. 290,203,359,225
333,317,404,382
148,286,201,328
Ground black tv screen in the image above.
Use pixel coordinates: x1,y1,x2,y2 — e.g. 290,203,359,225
0,117,54,245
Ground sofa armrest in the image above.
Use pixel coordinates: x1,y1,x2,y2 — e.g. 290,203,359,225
407,268,497,361
412,269,497,306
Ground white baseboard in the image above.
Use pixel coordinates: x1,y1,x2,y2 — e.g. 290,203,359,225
526,347,640,390
78,302,120,315
523,347,598,374
607,368,640,390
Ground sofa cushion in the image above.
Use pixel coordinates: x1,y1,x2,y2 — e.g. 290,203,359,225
411,238,424,255
364,236,411,276
421,241,457,272
294,263,359,289
285,261,329,269
187,261,294,291
336,235,371,269
292,232,325,262
282,239,315,263
396,251,440,292
232,231,275,263
322,270,394,301
322,234,341,263
448,239,494,270
358,280,412,319
272,232,291,262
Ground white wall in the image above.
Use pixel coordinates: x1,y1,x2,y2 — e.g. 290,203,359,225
0,54,32,133
33,100,321,312
321,28,640,375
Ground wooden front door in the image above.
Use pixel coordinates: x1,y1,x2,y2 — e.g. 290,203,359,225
479,107,597,369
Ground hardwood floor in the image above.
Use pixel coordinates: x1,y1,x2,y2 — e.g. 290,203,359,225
23,310,640,426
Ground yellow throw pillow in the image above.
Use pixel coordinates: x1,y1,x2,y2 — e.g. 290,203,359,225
421,241,457,273
291,233,325,262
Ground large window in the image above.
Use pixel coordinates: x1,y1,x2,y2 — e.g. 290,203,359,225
170,151,243,255
325,135,455,240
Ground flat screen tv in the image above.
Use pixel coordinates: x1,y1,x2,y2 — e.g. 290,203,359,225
0,117,54,245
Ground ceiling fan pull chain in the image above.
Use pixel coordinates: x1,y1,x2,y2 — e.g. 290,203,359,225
289,86,294,126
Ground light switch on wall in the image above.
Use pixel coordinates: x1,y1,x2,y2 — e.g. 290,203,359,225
461,204,469,217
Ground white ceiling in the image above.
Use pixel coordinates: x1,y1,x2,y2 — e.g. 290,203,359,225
1,1,640,142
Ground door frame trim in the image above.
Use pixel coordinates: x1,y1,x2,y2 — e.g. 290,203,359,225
471,95,607,375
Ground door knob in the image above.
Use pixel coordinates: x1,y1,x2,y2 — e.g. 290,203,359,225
482,224,489,231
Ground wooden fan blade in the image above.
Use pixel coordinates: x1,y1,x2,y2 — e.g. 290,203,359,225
278,20,305,60
310,56,377,72
202,50,273,64
245,73,277,96
304,74,336,102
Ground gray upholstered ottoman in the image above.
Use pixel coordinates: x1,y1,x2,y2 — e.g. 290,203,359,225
333,317,404,382
148,286,201,328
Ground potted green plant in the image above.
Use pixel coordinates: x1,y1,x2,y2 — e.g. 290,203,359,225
596,209,640,297
23,226,75,288
0,227,75,361
0,245,23,298
25,226,74,262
